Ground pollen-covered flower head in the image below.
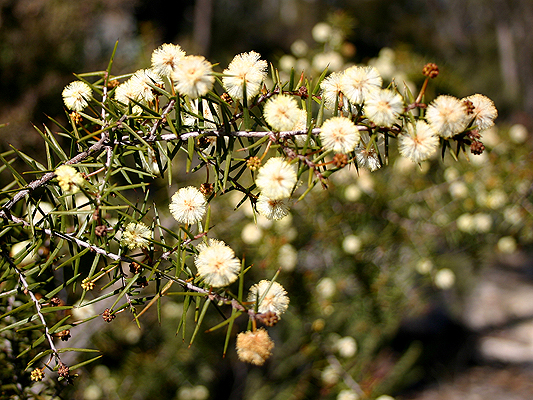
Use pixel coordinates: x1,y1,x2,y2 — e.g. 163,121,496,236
55,165,84,193
399,121,439,163
236,328,274,365
248,280,290,317
320,116,360,154
321,71,350,112
195,239,241,287
256,157,297,200
256,194,291,220
129,69,163,103
263,94,301,131
151,43,186,77
364,89,404,127
463,94,498,131
62,81,92,112
169,186,207,225
340,65,382,104
223,51,268,101
121,222,151,250
114,79,138,106
426,95,469,138
171,55,214,99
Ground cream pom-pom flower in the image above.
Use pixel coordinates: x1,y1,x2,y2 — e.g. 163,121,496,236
321,71,350,112
169,186,207,225
320,116,361,154
171,55,214,99
120,222,151,250
129,69,164,103
62,81,92,112
399,120,440,163
151,43,186,77
55,165,84,194
255,157,297,200
236,328,274,365
247,280,290,317
364,89,404,127
463,93,498,131
340,65,382,105
426,95,469,138
195,239,241,287
263,94,301,131
256,194,291,220
222,51,268,101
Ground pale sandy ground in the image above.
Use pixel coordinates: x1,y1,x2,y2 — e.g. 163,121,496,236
402,251,533,400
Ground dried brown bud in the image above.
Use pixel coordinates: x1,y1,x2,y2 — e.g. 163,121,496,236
247,156,262,171
57,330,71,341
422,63,439,79
50,297,62,307
221,92,233,104
107,79,120,88
463,99,475,115
467,129,481,140
57,362,70,378
470,140,485,155
333,153,349,168
298,86,308,99
255,311,280,327
200,182,214,196
102,308,115,323
129,262,142,275
95,225,108,237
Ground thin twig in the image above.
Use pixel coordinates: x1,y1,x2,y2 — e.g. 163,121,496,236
2,247,62,367
326,353,365,397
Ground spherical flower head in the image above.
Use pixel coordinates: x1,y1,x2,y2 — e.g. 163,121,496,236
129,69,163,103
236,328,274,366
223,51,268,101
321,72,350,112
320,116,360,153
256,194,291,220
121,222,151,250
62,81,92,112
263,94,301,131
399,121,439,163
195,239,241,287
55,165,84,193
256,157,297,200
364,89,404,127
169,186,207,224
151,43,186,77
463,94,498,131
426,95,469,138
340,65,382,105
248,280,290,317
115,79,138,106
171,55,214,99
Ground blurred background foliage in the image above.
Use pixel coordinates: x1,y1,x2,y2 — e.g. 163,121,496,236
1,1,533,399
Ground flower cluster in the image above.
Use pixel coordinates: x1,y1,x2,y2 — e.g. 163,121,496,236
55,165,84,194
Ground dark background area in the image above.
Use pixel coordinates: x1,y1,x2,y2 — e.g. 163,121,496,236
0,0,531,154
